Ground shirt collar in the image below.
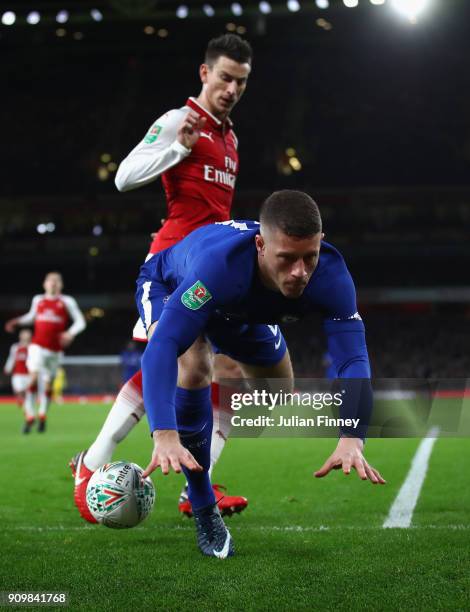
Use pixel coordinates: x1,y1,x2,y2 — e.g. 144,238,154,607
187,97,233,130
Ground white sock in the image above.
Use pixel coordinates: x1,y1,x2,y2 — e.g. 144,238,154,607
85,377,145,471
208,403,233,478
23,391,35,421
38,390,51,418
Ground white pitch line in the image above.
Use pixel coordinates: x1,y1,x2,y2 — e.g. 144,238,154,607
383,427,440,529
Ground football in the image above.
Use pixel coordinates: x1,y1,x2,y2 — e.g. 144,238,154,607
86,461,155,529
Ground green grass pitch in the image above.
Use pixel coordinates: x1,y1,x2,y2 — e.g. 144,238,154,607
1,402,469,611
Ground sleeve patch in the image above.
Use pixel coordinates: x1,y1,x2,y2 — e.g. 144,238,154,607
181,281,213,310
144,124,162,144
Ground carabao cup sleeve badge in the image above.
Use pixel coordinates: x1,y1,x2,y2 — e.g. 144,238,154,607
181,281,213,310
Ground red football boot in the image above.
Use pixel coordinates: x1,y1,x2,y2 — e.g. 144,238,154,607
178,484,248,518
69,450,97,524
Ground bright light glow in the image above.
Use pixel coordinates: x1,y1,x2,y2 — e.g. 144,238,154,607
90,9,103,22
157,28,168,37
37,224,47,234
287,0,300,11
370,0,385,5
226,22,237,31
259,1,272,14
391,0,429,21
26,11,40,25
316,0,329,7
343,0,359,7
176,5,189,18
56,10,69,23
286,147,296,157
203,4,215,16
92,225,103,236
231,2,243,16
100,153,111,163
289,157,302,171
1,11,16,26
144,25,155,34
97,166,109,181
107,162,117,172
46,222,55,232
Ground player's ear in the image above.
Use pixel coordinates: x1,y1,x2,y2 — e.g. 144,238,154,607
199,63,209,84
255,234,265,254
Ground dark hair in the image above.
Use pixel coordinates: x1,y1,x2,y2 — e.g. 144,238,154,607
205,34,252,66
260,190,322,237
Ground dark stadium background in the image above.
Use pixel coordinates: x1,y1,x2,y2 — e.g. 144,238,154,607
2,0,470,392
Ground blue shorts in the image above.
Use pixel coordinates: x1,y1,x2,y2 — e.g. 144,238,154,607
135,280,287,367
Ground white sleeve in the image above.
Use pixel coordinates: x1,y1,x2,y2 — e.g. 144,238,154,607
63,296,87,337
4,345,16,375
16,296,40,325
115,108,192,192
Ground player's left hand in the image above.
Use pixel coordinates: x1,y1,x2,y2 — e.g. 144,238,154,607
314,437,386,484
59,331,74,348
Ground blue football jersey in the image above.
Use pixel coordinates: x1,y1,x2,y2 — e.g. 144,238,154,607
137,220,371,433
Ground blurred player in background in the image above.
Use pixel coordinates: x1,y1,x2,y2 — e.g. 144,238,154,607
5,272,86,432
120,341,141,384
70,33,252,522
3,329,33,433
52,367,67,404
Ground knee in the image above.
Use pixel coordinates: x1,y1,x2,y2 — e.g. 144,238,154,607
178,340,213,388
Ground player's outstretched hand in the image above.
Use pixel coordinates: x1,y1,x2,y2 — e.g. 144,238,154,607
5,318,18,333
143,429,203,477
314,437,386,484
177,110,207,150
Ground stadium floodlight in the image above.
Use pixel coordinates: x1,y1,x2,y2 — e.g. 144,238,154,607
26,11,40,25
391,0,429,21
259,1,272,14
343,0,359,7
316,0,330,7
37,224,47,234
176,5,189,18
90,9,103,22
56,10,69,23
203,4,215,16
287,0,300,11
370,0,385,5
1,11,16,25
231,2,243,15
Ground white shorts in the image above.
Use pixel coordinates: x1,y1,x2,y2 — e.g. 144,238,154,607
132,317,148,342
26,344,62,383
11,374,32,394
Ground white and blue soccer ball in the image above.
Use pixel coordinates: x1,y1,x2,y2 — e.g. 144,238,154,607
86,461,155,529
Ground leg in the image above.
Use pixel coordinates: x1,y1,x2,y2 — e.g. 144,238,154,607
84,371,145,470
210,354,242,477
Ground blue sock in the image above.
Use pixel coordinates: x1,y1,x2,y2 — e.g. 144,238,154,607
175,386,215,511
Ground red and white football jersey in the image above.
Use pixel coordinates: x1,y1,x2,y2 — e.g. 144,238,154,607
4,343,29,375
16,294,86,352
115,97,238,252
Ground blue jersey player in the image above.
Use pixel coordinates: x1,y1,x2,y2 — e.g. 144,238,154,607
137,190,386,558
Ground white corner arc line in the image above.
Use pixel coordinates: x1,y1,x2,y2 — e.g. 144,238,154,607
383,427,440,529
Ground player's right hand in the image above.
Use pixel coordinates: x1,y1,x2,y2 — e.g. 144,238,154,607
177,110,207,150
4,319,18,333
143,429,203,477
